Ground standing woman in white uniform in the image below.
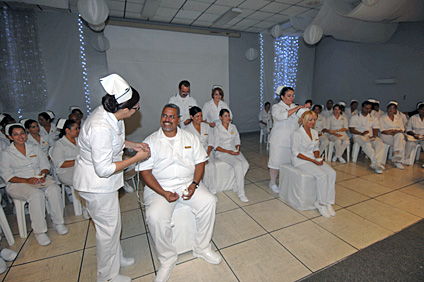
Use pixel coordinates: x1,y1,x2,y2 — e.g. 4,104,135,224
0,123,67,246
327,104,350,163
312,105,330,156
214,109,249,202
38,111,59,142
258,102,273,138
291,110,336,218
24,119,51,157
202,86,232,128
268,86,304,194
73,74,150,282
380,101,406,169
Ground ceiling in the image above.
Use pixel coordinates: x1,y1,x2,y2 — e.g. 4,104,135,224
3,0,328,34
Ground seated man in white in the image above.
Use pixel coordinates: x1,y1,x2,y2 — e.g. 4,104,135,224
349,100,385,174
405,102,424,166
291,109,336,218
137,104,221,282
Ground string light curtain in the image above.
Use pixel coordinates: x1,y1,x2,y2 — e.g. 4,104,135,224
0,7,48,116
273,36,299,97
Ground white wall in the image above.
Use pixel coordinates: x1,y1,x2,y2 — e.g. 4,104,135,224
312,21,424,112
105,25,229,141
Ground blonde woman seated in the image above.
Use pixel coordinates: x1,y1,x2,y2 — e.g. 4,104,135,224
380,101,406,169
291,110,336,218
213,109,249,202
0,123,67,246
327,104,350,163
50,119,89,218
185,106,216,192
25,119,52,156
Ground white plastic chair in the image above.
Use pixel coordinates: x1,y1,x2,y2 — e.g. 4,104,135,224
0,206,15,246
408,144,422,165
13,199,27,238
381,144,393,165
351,143,361,163
327,141,351,163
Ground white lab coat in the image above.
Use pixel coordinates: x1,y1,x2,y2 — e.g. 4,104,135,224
213,123,249,197
40,123,60,142
169,94,198,128
268,101,299,169
26,133,51,157
345,108,359,121
73,105,127,282
322,108,333,119
202,99,232,125
0,132,10,151
371,109,385,119
327,114,350,159
315,114,330,155
405,114,424,162
258,109,272,130
50,136,79,186
349,113,384,165
0,143,64,234
291,126,336,205
136,127,216,268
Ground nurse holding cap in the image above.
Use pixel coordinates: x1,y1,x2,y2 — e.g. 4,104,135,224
291,109,336,218
73,74,150,282
268,86,305,194
202,85,232,128
379,101,406,169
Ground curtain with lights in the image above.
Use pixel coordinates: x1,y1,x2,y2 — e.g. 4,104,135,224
0,7,48,116
273,36,299,96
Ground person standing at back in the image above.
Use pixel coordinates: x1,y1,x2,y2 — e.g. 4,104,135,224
169,80,198,128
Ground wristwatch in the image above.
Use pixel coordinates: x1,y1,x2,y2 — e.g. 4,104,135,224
191,181,199,189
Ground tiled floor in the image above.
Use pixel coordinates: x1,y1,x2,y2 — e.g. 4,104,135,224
1,132,423,282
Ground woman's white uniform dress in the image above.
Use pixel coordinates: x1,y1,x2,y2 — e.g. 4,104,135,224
315,113,329,155
185,122,217,192
0,143,64,234
50,136,79,186
268,101,299,169
327,114,350,159
73,105,127,281
405,113,424,163
291,126,336,206
213,123,249,197
40,123,59,143
379,113,406,163
26,133,51,156
202,99,232,126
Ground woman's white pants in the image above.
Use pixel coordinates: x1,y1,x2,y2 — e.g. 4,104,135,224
319,135,330,156
380,133,406,163
7,182,64,234
144,184,216,268
328,135,350,158
79,191,123,282
296,162,336,205
215,152,249,197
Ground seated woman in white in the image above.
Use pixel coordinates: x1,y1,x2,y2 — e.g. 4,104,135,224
213,109,249,202
345,100,359,120
327,104,350,163
185,106,217,192
202,86,232,128
380,101,406,169
0,123,67,246
312,105,330,156
38,111,59,142
258,101,273,136
405,102,424,166
291,110,336,218
24,119,51,157
0,114,15,151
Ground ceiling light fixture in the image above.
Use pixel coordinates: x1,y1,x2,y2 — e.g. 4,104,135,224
141,0,161,20
212,7,242,27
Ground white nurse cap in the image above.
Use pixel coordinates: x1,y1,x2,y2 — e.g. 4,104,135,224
387,100,398,107
5,123,24,136
45,111,55,119
416,102,424,109
0,114,5,122
295,107,309,119
350,99,358,103
212,85,223,90
19,119,29,126
275,85,285,96
100,74,133,104
367,98,376,103
69,106,81,113
337,101,347,107
56,118,67,129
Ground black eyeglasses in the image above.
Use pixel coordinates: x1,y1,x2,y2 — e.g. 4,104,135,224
132,106,140,111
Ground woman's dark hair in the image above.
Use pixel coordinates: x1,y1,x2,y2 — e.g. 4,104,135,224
219,109,230,117
362,101,372,108
71,108,83,117
102,87,140,113
60,120,78,138
8,124,25,136
264,102,270,107
279,87,294,98
211,87,224,100
189,106,202,117
1,115,15,128
333,105,342,111
387,103,398,110
305,99,313,105
313,105,323,111
24,119,38,130
417,103,424,110
39,112,53,123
